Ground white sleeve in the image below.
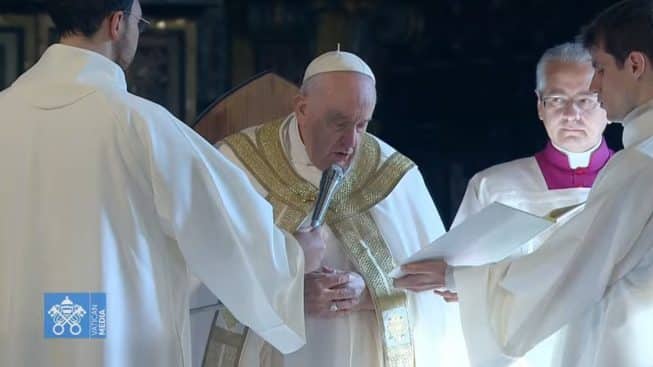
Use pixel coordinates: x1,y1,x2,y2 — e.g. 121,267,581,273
454,167,653,366
132,107,305,354
451,173,485,228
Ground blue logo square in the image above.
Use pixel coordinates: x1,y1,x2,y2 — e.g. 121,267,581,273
44,292,107,339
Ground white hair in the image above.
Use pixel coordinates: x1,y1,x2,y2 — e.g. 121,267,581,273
535,42,593,92
299,71,377,101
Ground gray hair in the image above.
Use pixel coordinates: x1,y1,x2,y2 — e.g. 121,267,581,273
535,42,593,92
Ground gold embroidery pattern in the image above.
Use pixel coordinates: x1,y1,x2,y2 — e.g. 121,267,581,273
220,118,416,367
202,308,248,367
330,213,415,367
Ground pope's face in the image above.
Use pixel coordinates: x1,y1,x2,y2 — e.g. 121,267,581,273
537,60,609,152
295,72,376,171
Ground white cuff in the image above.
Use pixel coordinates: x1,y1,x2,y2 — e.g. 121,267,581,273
256,322,306,354
445,265,457,291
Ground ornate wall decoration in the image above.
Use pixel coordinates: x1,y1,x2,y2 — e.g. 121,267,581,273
126,18,198,123
0,15,36,90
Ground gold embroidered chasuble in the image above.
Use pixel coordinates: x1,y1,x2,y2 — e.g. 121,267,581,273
203,118,417,367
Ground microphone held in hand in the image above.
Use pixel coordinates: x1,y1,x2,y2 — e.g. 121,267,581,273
311,164,345,229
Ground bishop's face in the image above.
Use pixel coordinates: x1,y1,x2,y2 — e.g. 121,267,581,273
537,60,609,153
295,72,376,171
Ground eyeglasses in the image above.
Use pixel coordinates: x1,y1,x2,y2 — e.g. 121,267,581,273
540,93,600,112
124,12,151,33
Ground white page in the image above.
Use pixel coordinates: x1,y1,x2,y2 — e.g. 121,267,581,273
389,202,554,278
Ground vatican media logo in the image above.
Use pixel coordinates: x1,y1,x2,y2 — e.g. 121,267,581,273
44,293,107,339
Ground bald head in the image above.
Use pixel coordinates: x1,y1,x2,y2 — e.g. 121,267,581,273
294,71,377,171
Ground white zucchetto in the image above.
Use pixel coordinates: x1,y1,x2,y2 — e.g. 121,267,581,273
302,47,375,84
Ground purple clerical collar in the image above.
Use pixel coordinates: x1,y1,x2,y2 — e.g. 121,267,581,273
534,139,614,190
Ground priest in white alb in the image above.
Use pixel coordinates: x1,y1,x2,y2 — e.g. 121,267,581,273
0,1,326,366
395,1,653,366
193,50,447,367
441,42,614,367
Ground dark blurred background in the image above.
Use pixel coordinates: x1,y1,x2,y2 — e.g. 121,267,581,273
0,0,623,226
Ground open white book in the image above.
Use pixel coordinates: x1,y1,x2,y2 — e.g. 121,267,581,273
389,201,584,278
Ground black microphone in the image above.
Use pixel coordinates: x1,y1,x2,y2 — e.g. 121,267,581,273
310,164,345,228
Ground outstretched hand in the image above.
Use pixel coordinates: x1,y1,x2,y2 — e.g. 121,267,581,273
393,260,448,292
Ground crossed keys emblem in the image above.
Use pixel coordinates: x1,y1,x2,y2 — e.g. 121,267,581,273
47,296,87,336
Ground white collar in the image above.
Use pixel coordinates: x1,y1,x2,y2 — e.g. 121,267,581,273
622,99,653,148
287,114,315,168
12,44,127,109
551,140,601,169
284,114,322,186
